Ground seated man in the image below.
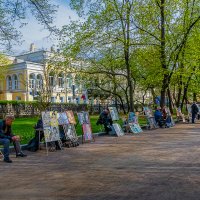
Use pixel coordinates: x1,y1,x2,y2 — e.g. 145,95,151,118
154,107,165,128
0,115,27,163
96,108,113,134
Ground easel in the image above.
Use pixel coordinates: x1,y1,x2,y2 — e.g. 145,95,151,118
42,111,62,156
108,107,124,137
77,111,94,144
126,112,143,134
143,107,158,129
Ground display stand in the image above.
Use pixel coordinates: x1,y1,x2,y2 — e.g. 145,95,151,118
127,112,143,134
108,107,124,136
143,107,158,129
164,107,175,127
77,111,94,144
65,110,79,146
42,111,62,156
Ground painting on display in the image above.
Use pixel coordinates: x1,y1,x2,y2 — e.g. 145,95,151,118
129,123,143,134
50,111,58,127
41,111,51,128
63,124,77,140
57,112,69,125
112,123,124,136
128,112,138,124
82,124,93,141
66,110,76,124
143,107,153,118
77,112,90,125
43,126,60,143
108,107,119,121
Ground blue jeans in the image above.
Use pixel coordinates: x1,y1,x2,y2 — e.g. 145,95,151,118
0,138,10,159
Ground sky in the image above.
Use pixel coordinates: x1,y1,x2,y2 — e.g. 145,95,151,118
11,0,80,54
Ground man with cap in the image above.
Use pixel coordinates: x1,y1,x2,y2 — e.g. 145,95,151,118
0,115,27,163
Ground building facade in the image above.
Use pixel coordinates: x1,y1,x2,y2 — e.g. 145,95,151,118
0,45,87,103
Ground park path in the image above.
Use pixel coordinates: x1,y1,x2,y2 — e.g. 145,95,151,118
1,123,200,200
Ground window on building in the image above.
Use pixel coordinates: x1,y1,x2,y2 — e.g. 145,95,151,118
29,74,35,89
60,97,64,103
58,73,64,88
49,71,55,87
68,96,72,103
51,96,56,103
16,96,21,100
36,74,43,89
13,74,18,89
66,74,73,88
7,76,12,90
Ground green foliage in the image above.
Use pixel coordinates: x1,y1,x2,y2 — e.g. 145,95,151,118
0,0,58,49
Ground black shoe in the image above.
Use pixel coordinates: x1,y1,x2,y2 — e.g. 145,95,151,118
16,152,27,157
4,158,12,163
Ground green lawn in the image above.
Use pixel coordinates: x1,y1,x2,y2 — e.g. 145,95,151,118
12,115,149,144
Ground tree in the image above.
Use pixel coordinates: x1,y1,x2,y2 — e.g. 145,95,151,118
0,0,58,49
134,0,200,107
61,0,141,111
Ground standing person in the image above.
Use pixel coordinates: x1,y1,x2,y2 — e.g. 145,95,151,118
191,102,199,123
96,108,113,134
0,115,27,163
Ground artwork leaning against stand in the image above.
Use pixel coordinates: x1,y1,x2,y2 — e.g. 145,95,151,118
129,123,143,134
43,126,60,143
57,112,69,125
42,111,51,128
112,123,124,136
82,124,93,141
108,107,119,121
77,112,90,125
66,110,76,124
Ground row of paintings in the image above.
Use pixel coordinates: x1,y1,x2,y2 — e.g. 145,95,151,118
42,111,76,127
42,110,93,143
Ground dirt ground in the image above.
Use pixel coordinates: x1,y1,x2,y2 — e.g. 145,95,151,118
1,123,200,200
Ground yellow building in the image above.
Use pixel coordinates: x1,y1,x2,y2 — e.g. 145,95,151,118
0,45,87,103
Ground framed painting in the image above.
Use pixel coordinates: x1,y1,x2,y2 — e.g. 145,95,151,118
108,107,119,121
66,110,76,124
112,123,124,136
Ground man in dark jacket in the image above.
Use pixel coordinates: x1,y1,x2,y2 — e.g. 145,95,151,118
96,109,113,134
191,102,199,123
0,115,27,163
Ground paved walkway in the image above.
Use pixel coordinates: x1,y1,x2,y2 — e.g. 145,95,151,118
1,123,200,200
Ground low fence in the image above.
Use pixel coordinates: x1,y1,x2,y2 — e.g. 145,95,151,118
0,102,88,118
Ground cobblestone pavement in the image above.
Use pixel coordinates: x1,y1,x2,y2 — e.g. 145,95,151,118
1,123,200,200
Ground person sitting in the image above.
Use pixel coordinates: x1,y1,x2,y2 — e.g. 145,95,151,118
96,108,113,134
0,115,27,163
26,117,44,152
154,107,165,128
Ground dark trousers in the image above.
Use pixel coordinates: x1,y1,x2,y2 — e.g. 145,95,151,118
192,113,196,123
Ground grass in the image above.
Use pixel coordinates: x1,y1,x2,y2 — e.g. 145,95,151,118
11,114,149,144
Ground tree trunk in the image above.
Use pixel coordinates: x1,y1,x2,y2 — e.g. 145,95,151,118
167,87,173,114
160,0,168,108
